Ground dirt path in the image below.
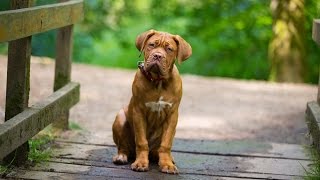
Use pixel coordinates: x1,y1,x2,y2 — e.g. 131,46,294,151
0,55,317,144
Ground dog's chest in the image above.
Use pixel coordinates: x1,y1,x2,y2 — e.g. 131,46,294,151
144,96,173,127
145,96,172,117
144,96,173,146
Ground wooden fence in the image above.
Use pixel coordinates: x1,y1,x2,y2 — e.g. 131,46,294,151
306,19,320,151
0,0,83,165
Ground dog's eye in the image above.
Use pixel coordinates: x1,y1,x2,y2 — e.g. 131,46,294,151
148,43,155,48
167,47,173,52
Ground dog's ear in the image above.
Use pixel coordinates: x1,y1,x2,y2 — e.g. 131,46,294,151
173,35,192,63
136,29,156,52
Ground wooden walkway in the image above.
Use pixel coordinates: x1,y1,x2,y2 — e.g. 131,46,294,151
5,132,311,180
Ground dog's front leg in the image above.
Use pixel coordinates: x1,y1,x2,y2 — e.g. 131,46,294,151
131,107,149,172
158,111,179,174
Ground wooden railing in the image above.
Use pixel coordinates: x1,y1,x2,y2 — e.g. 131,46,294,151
306,19,320,151
0,0,83,165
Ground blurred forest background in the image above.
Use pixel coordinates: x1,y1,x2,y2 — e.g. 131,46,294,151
0,0,319,83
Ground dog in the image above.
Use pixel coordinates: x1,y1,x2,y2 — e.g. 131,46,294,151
112,29,192,174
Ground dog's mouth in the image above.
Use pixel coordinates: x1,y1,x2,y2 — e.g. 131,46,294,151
145,61,164,76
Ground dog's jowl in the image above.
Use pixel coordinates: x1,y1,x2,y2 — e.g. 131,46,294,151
112,29,192,174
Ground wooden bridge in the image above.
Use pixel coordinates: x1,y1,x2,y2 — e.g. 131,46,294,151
4,133,312,179
0,0,320,179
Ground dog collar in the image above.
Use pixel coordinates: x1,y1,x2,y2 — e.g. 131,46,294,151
137,61,165,83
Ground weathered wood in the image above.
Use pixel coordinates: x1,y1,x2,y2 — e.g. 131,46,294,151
7,168,242,180
313,19,320,46
314,19,320,104
0,82,80,160
5,133,310,179
306,101,320,151
2,132,310,179
3,0,33,166
46,159,302,179
47,141,309,178
0,0,83,43
52,24,73,130
57,133,309,160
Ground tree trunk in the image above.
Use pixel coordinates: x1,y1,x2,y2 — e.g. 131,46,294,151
269,0,306,83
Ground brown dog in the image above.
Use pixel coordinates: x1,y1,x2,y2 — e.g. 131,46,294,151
112,29,192,174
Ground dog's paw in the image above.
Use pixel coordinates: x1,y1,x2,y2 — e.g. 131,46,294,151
113,154,128,165
131,159,149,172
159,162,179,174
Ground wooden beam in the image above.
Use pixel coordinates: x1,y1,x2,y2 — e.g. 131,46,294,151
52,25,73,129
318,69,320,104
313,19,320,46
0,0,83,43
306,101,320,151
0,82,80,160
3,0,33,166
52,0,74,130
313,20,320,107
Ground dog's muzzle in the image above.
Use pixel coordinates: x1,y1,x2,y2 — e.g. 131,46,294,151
146,53,165,75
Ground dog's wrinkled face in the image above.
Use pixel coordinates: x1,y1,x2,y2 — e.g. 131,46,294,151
144,33,177,78
136,30,192,79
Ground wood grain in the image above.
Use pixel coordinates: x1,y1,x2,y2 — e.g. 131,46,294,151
3,0,33,165
7,139,309,179
0,0,83,42
0,82,80,159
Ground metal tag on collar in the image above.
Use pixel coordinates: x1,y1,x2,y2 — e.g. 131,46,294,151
137,61,144,68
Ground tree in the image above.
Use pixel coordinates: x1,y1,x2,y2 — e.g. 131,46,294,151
269,0,306,83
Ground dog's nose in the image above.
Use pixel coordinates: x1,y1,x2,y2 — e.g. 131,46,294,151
153,53,163,61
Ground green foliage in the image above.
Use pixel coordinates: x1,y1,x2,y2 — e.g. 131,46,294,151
305,0,320,84
69,121,83,130
304,146,320,179
28,133,54,164
0,164,9,178
26,125,56,165
0,0,319,83
73,0,273,80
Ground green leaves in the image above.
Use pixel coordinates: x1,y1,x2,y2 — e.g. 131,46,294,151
2,0,316,83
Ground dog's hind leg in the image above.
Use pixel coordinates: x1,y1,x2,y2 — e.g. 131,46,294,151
112,107,134,165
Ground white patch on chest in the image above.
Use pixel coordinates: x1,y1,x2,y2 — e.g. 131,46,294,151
145,96,172,117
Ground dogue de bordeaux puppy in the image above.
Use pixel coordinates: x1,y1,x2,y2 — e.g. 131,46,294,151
112,29,192,174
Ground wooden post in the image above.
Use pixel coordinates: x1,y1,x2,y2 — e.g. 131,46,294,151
3,0,33,165
318,68,320,104
52,0,73,130
313,20,320,104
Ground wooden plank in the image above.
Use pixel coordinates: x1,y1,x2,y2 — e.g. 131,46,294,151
3,0,33,165
306,101,320,151
314,19,320,104
48,141,309,178
7,167,242,180
0,82,80,160
46,158,299,180
173,139,308,160
9,160,299,180
57,132,309,160
313,19,320,46
0,0,83,43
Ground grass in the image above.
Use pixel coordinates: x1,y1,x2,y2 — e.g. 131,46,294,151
0,121,83,177
0,131,54,177
27,133,54,164
304,145,320,179
69,121,83,130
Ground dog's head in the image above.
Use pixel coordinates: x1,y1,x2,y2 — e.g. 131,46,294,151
136,29,192,79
